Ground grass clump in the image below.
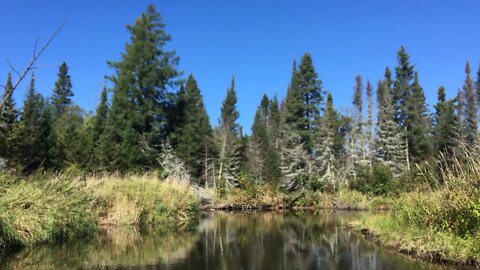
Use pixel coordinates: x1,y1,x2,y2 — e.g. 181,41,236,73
0,173,200,251
0,177,97,249
89,175,199,228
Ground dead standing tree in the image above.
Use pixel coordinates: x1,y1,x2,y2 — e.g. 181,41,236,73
0,25,63,115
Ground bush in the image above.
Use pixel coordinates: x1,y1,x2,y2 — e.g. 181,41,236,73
351,163,399,196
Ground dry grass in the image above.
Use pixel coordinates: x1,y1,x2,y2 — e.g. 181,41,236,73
0,173,200,250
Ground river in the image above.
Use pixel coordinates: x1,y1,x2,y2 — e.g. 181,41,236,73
0,211,451,269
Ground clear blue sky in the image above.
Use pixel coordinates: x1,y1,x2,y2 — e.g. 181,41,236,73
1,0,479,132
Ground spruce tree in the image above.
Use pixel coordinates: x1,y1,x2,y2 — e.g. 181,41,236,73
217,78,241,190
103,4,180,171
433,86,459,156
250,105,269,183
296,53,324,152
10,74,52,173
352,75,367,166
284,60,303,131
313,93,337,189
376,80,406,177
89,85,109,169
0,73,16,160
405,71,432,162
462,61,477,144
172,74,213,183
52,62,73,117
393,46,414,128
366,80,374,164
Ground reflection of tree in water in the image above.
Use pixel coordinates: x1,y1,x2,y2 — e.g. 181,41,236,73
0,212,444,270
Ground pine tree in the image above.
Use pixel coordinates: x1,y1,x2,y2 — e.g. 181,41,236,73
352,75,367,166
296,53,324,152
172,74,213,184
103,4,180,171
455,88,465,143
250,105,268,183
313,93,337,190
52,62,73,117
433,86,459,156
10,74,52,173
462,61,477,144
280,124,308,192
405,71,432,162
376,80,406,177
393,46,414,128
89,85,109,169
366,80,374,164
0,73,16,160
216,78,241,190
268,94,281,150
284,60,303,131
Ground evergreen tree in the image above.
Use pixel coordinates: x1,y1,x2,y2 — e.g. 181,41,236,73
433,86,459,156
103,4,180,171
216,78,241,190
296,53,324,152
0,73,16,160
250,105,269,183
10,74,52,173
352,75,367,165
313,93,337,190
462,61,477,144
280,124,308,192
393,46,414,128
172,74,213,183
89,85,109,169
405,71,432,162
268,94,281,150
376,80,406,177
455,88,465,143
366,80,374,164
284,60,303,131
52,62,73,116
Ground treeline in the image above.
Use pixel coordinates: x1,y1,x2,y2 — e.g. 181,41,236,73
1,5,480,195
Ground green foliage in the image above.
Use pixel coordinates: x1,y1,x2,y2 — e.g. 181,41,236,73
216,78,242,190
9,75,52,173
169,74,213,183
351,162,399,196
0,73,16,160
51,62,73,117
103,4,180,171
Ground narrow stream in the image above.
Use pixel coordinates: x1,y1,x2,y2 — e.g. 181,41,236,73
0,211,451,269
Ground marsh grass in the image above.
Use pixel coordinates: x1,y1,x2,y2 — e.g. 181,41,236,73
0,173,199,250
356,145,480,266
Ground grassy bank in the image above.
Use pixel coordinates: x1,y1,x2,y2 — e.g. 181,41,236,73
352,165,480,267
0,174,199,251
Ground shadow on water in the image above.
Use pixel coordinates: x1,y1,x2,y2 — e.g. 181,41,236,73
0,211,451,270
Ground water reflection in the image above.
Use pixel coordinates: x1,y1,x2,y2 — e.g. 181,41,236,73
0,211,448,270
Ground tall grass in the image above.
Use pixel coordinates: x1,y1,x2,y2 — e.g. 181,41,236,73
0,173,200,250
358,145,480,265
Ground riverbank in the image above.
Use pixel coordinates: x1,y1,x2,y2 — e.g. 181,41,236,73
203,186,394,211
350,190,480,268
0,174,199,251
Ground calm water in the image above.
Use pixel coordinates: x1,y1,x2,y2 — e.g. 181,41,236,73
0,212,452,270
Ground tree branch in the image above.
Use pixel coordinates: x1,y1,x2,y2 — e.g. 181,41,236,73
0,24,63,114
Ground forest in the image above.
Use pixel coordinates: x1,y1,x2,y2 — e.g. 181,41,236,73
1,4,480,267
